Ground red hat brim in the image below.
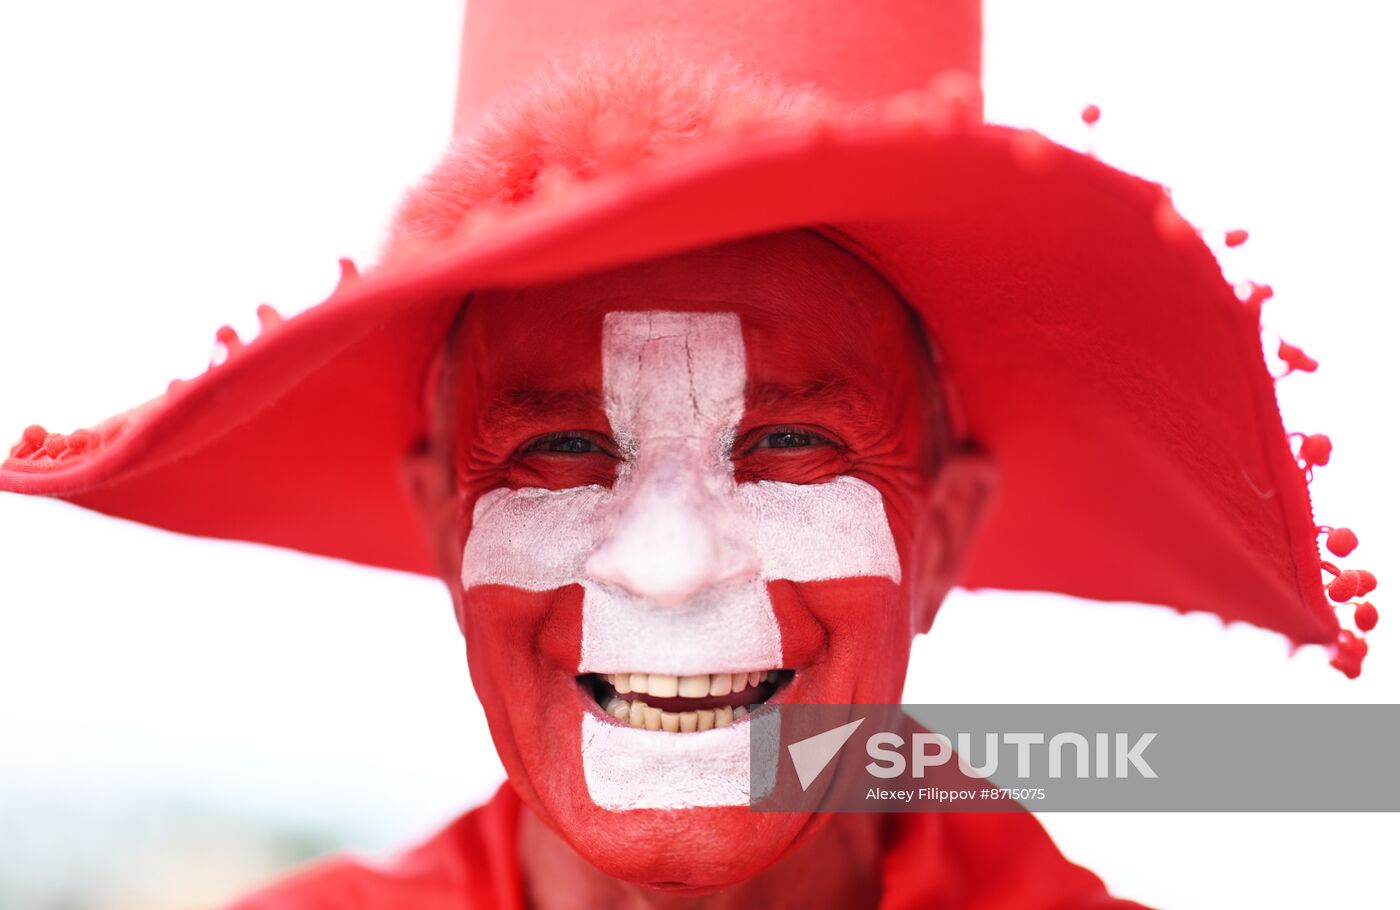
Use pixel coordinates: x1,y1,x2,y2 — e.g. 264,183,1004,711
0,121,1342,655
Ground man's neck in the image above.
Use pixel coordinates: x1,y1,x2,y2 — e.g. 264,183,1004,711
518,808,887,910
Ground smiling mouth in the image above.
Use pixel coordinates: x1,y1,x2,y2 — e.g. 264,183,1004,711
582,670,793,732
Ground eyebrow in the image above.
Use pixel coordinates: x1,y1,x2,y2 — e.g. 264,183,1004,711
481,384,604,428
479,376,875,430
745,376,876,424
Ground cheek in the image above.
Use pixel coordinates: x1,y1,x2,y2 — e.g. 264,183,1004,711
459,583,583,675
732,447,850,485
850,463,928,583
505,454,616,490
758,474,922,698
457,583,587,806
771,577,913,701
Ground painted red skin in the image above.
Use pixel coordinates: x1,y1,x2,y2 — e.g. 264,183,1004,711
426,230,980,893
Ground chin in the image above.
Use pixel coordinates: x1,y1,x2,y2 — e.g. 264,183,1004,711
460,576,913,889
567,804,816,889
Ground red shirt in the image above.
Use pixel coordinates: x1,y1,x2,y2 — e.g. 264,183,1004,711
226,784,1147,909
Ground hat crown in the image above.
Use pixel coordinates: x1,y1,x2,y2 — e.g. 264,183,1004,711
453,0,981,132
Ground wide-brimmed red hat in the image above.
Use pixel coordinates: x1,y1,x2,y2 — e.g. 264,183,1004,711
0,0,1377,676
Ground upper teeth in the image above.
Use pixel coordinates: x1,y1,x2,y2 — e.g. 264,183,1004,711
607,671,776,698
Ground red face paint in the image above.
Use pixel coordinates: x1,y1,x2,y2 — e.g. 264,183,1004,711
443,231,945,888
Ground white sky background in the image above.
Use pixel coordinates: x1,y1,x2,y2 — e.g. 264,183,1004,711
0,2,1396,908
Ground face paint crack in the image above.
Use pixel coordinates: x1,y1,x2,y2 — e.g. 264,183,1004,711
682,330,705,425
582,669,792,732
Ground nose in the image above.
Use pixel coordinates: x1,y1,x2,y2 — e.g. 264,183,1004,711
584,451,760,606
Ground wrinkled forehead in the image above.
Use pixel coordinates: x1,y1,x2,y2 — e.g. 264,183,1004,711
455,231,924,412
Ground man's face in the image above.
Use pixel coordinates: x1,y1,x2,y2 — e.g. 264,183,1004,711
441,231,955,888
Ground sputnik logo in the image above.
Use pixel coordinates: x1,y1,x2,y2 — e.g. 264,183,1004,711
788,718,865,791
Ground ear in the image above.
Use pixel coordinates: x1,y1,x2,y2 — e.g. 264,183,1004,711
908,449,997,635
402,442,465,587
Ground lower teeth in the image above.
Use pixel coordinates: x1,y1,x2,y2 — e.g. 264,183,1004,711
606,697,751,732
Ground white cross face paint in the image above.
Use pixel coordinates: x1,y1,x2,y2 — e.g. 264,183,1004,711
461,311,901,810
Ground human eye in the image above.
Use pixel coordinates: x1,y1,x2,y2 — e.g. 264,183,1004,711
738,425,836,455
731,424,845,484
520,430,617,457
754,429,822,450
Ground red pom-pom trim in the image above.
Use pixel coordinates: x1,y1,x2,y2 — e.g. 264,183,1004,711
1355,570,1377,597
1277,340,1319,376
1325,527,1359,557
1330,630,1368,679
1295,433,1332,470
1328,570,1360,603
